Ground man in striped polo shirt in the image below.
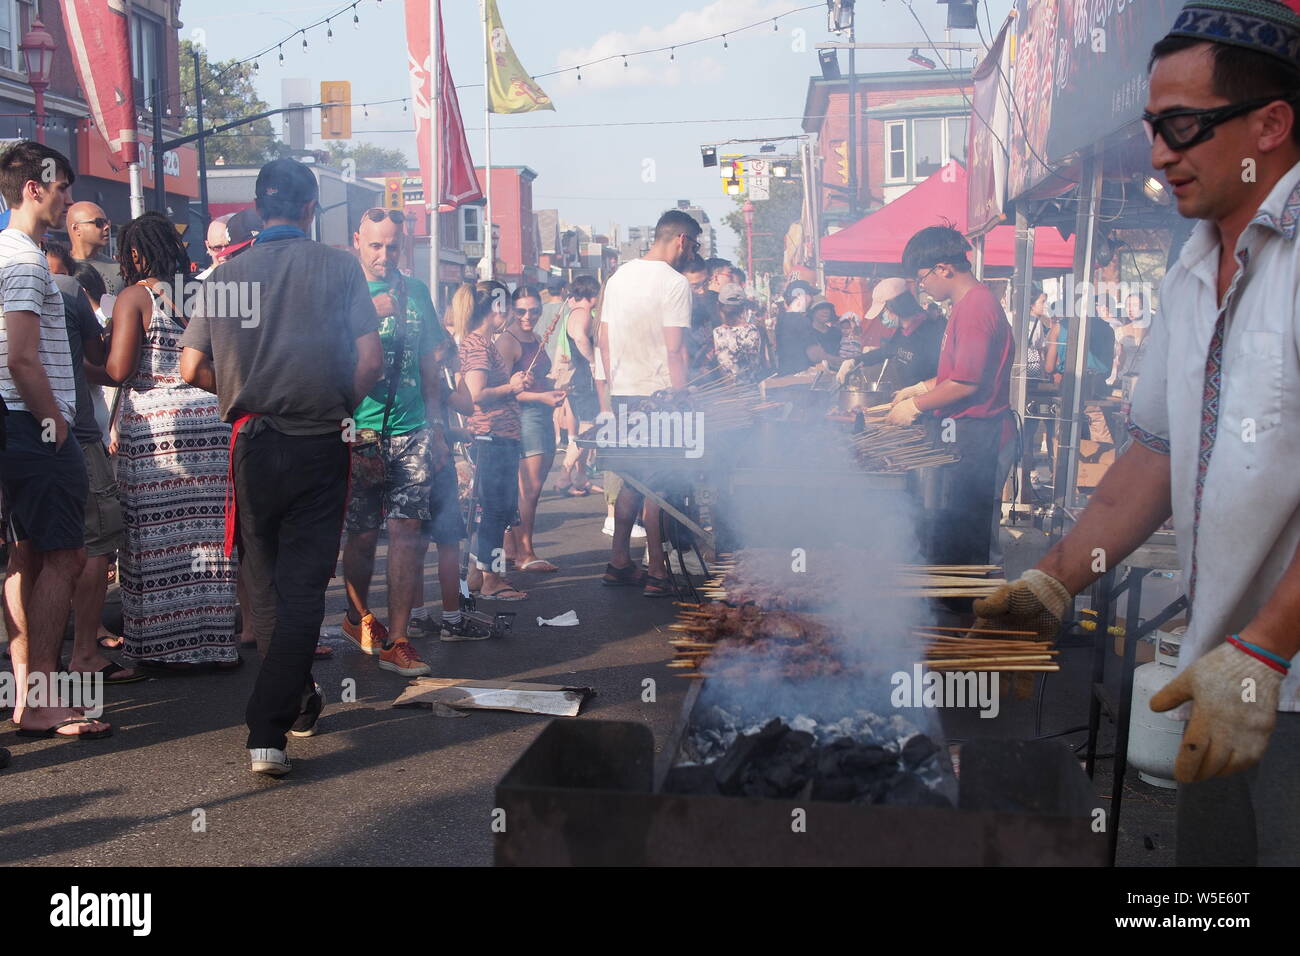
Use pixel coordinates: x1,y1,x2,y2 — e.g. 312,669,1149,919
0,141,109,741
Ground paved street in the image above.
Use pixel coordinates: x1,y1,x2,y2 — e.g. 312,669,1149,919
2,488,1175,866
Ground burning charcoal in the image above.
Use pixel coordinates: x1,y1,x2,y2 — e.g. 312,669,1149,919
714,719,789,795
901,734,939,770
790,714,817,734
841,744,894,776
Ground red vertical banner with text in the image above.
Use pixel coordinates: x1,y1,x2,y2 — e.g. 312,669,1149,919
405,0,483,209
60,0,138,166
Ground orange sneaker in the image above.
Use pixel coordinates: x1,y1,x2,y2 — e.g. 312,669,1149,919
342,611,388,656
378,639,430,677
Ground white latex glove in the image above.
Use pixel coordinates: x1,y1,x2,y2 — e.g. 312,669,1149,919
885,397,922,426
836,358,860,386
1150,641,1285,782
892,380,931,405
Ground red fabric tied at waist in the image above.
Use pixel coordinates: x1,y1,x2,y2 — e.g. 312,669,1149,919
223,412,261,557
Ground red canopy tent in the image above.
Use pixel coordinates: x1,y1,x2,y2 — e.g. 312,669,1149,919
820,163,1075,275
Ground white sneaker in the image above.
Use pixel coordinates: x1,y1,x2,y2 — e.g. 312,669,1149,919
602,518,647,539
249,747,291,776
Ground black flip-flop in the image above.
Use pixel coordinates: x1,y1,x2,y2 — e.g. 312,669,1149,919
16,717,113,740
643,576,673,598
602,562,645,587
96,662,146,685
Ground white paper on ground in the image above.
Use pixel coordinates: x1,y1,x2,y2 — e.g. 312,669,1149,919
393,678,595,717
537,610,579,627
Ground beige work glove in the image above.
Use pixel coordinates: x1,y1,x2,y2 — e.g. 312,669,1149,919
1149,641,1284,783
972,569,1071,643
892,380,930,405
885,397,922,426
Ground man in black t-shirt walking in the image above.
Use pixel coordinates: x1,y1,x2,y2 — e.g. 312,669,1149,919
181,159,384,776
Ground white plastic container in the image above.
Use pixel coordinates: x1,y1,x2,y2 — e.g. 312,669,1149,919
1126,627,1186,789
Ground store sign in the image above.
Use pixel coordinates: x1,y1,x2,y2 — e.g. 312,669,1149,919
1009,0,1181,200
76,127,200,198
1046,0,1181,164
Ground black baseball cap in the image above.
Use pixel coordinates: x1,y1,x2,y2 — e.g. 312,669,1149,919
783,279,819,302
255,158,318,207
226,208,264,243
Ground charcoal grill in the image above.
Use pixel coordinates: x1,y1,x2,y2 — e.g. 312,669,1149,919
496,686,1105,866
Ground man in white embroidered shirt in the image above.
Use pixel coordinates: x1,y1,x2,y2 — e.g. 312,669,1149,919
976,0,1300,866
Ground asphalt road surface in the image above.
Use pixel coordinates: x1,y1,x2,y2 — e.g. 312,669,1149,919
2,488,1174,866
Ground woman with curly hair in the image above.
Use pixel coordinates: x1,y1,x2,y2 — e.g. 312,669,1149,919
105,212,238,670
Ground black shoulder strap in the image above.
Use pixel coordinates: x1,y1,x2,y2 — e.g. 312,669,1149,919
379,277,410,440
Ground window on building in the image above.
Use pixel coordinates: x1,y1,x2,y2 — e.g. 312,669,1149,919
885,122,906,183
461,206,482,243
131,12,165,107
947,117,969,165
0,0,24,72
912,118,945,180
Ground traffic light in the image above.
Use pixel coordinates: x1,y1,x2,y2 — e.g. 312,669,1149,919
385,177,404,211
320,80,351,140
720,154,745,196
832,142,849,185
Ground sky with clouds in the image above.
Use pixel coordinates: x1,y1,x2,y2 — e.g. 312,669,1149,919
186,0,1014,259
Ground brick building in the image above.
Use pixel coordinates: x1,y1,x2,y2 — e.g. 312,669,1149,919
0,0,197,228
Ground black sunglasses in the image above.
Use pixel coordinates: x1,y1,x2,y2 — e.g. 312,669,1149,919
76,217,111,229
363,207,406,225
513,306,542,316
1143,94,1298,151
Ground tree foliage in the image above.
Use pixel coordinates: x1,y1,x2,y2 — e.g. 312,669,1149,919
323,142,410,176
721,161,804,282
180,40,280,167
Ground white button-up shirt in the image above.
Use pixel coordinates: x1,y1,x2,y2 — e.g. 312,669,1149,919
1129,160,1300,713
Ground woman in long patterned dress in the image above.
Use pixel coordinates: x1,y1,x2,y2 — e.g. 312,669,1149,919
106,213,237,668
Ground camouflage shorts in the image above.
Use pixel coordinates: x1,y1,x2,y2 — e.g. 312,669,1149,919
345,427,434,532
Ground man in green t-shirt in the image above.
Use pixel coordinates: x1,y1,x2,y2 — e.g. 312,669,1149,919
342,209,466,674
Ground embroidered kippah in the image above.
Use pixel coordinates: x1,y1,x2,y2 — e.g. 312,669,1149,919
1166,0,1300,67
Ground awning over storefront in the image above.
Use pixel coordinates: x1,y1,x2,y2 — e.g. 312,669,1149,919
820,162,1075,273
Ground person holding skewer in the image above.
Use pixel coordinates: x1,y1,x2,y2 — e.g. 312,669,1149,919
496,284,567,573
975,0,1300,866
888,226,1013,568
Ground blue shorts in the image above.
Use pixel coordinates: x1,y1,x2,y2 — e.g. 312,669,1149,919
0,412,88,552
519,403,556,459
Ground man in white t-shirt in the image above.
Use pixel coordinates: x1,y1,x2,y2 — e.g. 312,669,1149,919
597,209,697,596
0,141,109,742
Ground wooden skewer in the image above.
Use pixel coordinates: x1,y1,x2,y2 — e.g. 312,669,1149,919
915,625,1035,636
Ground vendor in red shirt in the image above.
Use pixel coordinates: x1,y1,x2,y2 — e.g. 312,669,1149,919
888,226,1012,566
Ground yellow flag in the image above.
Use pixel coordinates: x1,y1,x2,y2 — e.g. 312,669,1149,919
485,0,554,114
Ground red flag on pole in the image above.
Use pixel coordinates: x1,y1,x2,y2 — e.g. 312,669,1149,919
60,0,138,166
406,0,483,209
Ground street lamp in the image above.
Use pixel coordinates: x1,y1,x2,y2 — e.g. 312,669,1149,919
742,200,755,284
20,18,56,145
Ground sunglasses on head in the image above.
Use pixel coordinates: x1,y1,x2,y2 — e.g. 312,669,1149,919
1143,93,1299,151
363,207,406,225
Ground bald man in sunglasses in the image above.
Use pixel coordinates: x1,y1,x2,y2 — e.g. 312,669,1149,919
65,201,121,296
975,0,1300,865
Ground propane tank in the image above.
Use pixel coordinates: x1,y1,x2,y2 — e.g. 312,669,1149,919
1126,627,1186,789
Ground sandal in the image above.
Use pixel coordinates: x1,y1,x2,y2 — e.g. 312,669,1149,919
517,558,559,572
314,641,334,660
238,638,257,649
93,662,146,685
96,634,125,651
480,586,527,602
602,562,645,587
16,717,113,740
564,486,591,497
643,576,673,598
